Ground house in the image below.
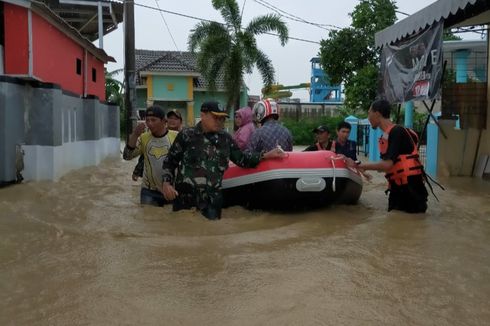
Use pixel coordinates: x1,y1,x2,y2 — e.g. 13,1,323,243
0,0,123,184
135,49,248,126
374,0,490,177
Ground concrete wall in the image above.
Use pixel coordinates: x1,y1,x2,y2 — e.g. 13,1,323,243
0,76,120,183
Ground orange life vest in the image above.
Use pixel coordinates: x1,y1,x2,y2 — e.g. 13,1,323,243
378,125,424,186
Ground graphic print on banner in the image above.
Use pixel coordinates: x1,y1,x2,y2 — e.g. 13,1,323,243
378,21,443,103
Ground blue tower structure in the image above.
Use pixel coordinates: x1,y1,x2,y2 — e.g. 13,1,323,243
309,57,342,103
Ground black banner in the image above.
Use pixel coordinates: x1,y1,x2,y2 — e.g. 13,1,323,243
378,21,443,103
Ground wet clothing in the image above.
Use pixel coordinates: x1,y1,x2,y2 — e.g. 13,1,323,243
123,130,178,206
380,125,428,213
331,139,357,160
132,155,144,178
162,122,261,220
233,107,255,150
303,141,332,152
246,119,293,153
140,187,167,206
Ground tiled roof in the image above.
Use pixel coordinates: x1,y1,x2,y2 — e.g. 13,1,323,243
135,49,226,90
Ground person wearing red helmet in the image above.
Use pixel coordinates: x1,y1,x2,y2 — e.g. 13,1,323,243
246,99,293,153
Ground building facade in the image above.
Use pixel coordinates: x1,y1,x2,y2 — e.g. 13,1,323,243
135,50,248,126
0,0,122,184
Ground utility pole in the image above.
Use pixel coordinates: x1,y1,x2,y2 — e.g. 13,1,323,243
124,0,136,142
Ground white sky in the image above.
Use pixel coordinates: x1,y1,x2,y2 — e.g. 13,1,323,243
103,0,447,100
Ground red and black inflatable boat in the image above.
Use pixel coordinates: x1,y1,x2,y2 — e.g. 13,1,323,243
222,151,363,210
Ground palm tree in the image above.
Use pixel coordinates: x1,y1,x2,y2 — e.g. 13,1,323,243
105,68,124,105
105,68,126,137
188,0,288,110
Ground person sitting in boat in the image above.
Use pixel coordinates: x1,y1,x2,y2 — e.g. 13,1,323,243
161,100,286,220
233,106,255,150
246,99,293,153
303,125,332,151
123,106,178,207
331,121,358,161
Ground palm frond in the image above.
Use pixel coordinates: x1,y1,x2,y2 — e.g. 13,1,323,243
254,49,275,87
245,14,288,46
188,21,228,52
212,0,241,31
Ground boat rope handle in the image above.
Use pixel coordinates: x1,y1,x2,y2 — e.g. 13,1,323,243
330,157,336,192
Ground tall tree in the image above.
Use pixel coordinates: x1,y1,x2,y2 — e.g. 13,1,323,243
188,0,288,110
319,0,397,113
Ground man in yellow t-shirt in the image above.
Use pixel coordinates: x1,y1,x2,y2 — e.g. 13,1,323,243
123,106,177,206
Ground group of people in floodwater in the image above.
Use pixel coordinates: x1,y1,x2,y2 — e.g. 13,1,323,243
123,99,430,220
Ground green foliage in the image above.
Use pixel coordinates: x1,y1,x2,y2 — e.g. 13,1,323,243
443,30,462,41
188,0,288,109
105,69,125,138
319,0,397,112
282,116,346,145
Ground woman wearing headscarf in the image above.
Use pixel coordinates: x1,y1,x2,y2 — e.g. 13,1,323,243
233,106,255,150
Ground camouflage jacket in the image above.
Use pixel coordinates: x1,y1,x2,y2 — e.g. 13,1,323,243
162,122,261,210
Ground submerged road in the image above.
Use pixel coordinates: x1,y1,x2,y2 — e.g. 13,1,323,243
1,156,489,325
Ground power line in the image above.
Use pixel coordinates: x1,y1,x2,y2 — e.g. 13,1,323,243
153,0,179,51
111,0,321,44
253,0,341,31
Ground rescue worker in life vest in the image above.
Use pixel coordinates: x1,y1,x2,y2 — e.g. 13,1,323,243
345,99,428,213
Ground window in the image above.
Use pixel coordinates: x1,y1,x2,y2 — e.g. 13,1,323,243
76,58,82,75
92,68,96,82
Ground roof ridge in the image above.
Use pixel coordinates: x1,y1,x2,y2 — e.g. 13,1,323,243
137,52,171,73
167,52,197,71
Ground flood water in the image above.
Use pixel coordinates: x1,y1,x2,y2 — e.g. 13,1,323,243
1,155,490,325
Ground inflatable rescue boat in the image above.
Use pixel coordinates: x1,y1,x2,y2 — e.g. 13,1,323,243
222,151,363,209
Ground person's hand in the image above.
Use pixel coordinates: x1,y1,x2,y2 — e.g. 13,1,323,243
263,146,286,160
356,166,372,181
161,182,179,201
133,122,146,137
335,154,356,168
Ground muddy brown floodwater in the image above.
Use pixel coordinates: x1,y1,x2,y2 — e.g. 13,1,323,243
1,156,489,325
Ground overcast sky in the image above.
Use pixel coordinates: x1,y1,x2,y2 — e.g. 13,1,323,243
104,0,446,100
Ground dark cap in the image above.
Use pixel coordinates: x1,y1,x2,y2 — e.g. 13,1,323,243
201,101,229,117
167,109,182,120
146,106,166,119
313,125,329,133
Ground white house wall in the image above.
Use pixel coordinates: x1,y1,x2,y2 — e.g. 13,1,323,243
0,76,120,183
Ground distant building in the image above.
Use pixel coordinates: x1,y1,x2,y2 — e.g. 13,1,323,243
135,50,248,125
309,57,342,103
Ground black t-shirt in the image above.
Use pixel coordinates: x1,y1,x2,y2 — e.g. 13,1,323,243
381,125,417,162
303,141,332,152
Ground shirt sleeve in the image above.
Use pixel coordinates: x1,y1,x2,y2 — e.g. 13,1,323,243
245,129,261,153
161,132,185,183
229,135,261,168
350,141,357,161
382,126,409,162
285,131,293,151
303,144,316,152
122,137,143,160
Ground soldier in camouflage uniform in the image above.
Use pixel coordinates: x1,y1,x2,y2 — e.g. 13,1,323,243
161,101,285,220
